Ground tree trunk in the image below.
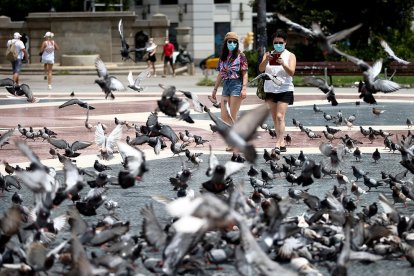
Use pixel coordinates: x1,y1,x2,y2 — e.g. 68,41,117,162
256,0,267,73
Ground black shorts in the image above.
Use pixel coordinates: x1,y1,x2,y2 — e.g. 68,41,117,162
146,54,156,62
164,56,174,65
265,91,294,105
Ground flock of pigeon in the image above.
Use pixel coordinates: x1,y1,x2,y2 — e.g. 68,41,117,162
0,15,414,276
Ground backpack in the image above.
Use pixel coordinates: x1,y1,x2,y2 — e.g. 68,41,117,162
5,41,18,62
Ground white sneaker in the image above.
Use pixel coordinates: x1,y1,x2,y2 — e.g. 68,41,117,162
48,85,52,90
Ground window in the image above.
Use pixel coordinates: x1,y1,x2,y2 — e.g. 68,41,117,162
160,0,178,4
214,0,230,3
169,23,179,50
214,22,230,55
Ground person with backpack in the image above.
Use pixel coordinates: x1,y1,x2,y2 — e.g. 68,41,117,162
40,31,60,90
6,32,28,85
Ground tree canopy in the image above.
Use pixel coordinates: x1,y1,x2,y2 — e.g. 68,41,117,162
253,0,414,61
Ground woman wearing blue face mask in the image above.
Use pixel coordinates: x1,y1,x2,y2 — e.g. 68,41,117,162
258,30,296,153
211,32,248,150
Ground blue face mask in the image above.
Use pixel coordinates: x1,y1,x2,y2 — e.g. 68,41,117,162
273,43,285,53
227,41,237,51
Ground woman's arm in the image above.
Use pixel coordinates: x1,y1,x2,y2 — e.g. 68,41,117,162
240,69,248,99
54,41,60,51
278,53,296,76
258,52,271,72
40,41,46,52
211,73,223,101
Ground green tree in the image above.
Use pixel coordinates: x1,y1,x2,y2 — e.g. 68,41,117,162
267,0,414,61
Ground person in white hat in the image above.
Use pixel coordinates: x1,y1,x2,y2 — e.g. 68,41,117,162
6,32,29,85
40,31,59,90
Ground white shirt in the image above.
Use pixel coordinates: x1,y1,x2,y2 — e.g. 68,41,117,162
264,49,294,93
7,39,25,60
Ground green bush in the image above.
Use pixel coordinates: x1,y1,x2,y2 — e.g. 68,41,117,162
197,76,216,86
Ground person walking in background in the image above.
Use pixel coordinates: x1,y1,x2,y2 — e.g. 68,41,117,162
40,31,60,90
211,32,248,151
162,39,175,77
6,32,29,85
145,38,157,77
258,30,296,153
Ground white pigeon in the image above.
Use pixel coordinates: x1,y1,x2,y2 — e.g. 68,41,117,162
95,123,123,160
127,69,151,92
380,40,410,65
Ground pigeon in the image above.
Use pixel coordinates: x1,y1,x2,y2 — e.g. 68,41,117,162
95,56,125,99
0,77,15,87
178,89,205,113
333,47,400,94
372,148,381,163
127,69,151,92
59,98,95,110
303,76,338,106
313,104,323,113
94,159,112,172
118,19,134,61
5,83,39,103
95,123,123,160
277,13,362,54
0,128,14,148
204,103,269,163
351,181,366,201
372,107,385,116
249,73,283,86
117,141,148,188
380,40,410,65
353,147,362,161
47,138,93,158
319,142,345,171
406,118,413,128
157,85,195,123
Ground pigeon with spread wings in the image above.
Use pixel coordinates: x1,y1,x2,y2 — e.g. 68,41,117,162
95,123,123,160
204,103,269,163
118,19,135,61
94,57,125,100
277,13,362,55
249,73,283,86
127,69,151,92
303,76,338,106
380,40,410,65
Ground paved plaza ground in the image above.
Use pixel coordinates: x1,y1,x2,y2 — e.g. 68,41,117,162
1,67,414,275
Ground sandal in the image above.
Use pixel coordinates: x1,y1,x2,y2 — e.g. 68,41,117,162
280,146,287,153
225,147,234,152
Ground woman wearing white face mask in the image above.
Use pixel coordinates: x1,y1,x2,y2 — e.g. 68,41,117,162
258,30,296,153
211,32,248,151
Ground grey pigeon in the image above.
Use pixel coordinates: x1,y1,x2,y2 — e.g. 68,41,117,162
95,56,125,99
127,69,151,92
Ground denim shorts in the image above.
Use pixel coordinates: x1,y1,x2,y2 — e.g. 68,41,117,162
222,79,242,97
12,59,23,74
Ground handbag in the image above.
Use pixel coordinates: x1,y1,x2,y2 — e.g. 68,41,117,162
256,78,266,100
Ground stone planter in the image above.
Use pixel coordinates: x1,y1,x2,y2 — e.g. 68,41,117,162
176,27,192,49
61,54,99,66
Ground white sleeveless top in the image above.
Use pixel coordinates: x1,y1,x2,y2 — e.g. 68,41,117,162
42,40,55,63
264,49,294,93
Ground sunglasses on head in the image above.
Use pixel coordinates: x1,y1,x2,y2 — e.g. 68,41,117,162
227,40,238,44
273,42,285,45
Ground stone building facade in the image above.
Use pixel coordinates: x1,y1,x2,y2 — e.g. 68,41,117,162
0,11,169,65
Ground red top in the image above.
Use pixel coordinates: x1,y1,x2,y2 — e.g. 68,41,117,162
163,43,174,57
